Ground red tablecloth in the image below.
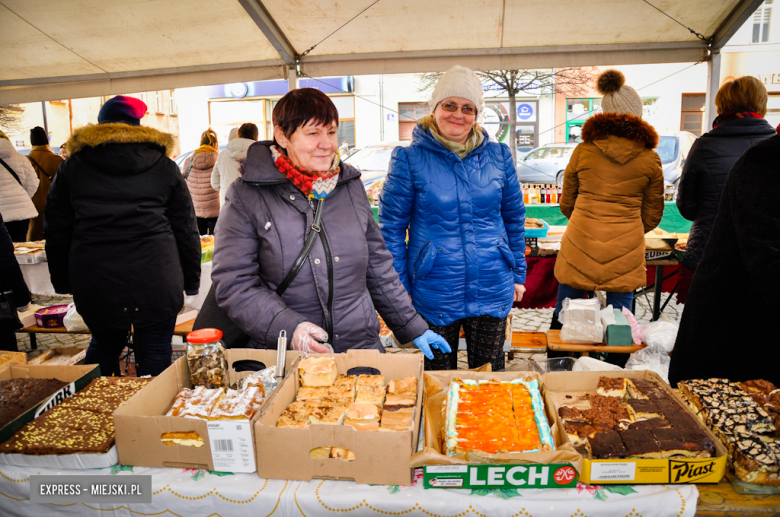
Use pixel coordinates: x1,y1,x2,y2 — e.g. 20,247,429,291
514,256,679,309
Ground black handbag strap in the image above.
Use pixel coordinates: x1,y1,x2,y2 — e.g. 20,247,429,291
275,198,324,296
183,158,195,181
27,155,53,181
0,157,22,186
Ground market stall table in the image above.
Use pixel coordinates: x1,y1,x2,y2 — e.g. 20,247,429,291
546,329,646,356
0,463,703,517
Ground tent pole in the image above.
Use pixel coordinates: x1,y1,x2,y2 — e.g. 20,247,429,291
704,51,721,130
288,67,299,91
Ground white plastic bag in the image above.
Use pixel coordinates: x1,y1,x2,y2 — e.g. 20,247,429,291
625,346,671,383
573,356,624,372
639,320,678,353
63,303,88,332
559,298,603,344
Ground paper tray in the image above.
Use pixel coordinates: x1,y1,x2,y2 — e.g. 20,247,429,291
0,445,118,469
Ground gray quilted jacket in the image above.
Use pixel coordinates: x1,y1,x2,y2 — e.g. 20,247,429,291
211,141,428,351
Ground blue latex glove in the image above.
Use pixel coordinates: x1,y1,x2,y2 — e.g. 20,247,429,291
413,330,452,360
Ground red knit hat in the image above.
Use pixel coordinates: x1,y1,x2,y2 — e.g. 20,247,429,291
98,95,147,126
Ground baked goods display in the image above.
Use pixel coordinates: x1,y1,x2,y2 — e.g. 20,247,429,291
0,378,68,429
162,385,266,447
276,357,417,433
525,218,544,229
0,377,150,455
556,376,715,460
443,377,554,456
678,378,780,486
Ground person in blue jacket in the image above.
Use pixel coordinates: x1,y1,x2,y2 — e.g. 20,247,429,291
380,66,526,371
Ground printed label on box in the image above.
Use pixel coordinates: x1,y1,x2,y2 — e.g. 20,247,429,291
427,466,468,474
424,464,578,489
207,420,256,473
590,462,636,482
35,383,77,418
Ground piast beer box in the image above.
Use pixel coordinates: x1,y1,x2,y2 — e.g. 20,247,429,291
544,370,727,484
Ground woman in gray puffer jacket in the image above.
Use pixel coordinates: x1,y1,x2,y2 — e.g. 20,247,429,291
211,88,449,357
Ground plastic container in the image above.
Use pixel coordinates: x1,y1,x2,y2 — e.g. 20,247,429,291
524,219,549,238
34,305,70,328
185,328,228,388
530,357,576,375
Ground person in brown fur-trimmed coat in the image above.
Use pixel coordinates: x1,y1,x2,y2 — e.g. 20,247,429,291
551,70,664,366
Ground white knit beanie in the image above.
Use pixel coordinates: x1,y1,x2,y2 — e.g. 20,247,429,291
228,127,239,141
430,66,484,113
596,69,643,118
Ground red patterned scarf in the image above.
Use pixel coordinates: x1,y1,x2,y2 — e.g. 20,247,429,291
712,111,762,129
270,145,339,200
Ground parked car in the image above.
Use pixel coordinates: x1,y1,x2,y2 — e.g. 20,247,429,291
656,131,697,187
515,143,578,185
345,141,410,205
173,145,227,171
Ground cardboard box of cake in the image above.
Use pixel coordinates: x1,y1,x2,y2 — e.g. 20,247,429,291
113,349,301,472
678,378,780,486
545,370,728,484
255,349,424,486
0,363,100,446
409,370,582,474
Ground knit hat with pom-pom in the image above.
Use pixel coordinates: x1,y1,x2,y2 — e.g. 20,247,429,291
596,69,643,118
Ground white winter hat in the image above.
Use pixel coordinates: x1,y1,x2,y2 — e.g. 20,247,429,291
430,66,484,114
228,127,239,141
596,69,643,118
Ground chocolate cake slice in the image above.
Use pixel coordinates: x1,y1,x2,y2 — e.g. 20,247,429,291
627,417,671,429
620,428,664,458
0,378,68,429
626,398,663,420
597,377,628,398
558,406,588,422
588,430,627,459
652,427,706,458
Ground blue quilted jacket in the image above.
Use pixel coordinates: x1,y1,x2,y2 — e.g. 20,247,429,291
379,124,526,327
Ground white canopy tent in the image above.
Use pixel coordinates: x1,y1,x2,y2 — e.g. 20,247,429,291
0,0,765,126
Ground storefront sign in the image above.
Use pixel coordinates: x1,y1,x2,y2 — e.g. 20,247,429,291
758,73,780,85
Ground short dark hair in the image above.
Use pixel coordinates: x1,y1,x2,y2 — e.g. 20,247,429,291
272,88,339,143
238,122,259,141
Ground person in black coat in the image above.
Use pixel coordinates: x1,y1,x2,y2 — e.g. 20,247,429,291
675,76,775,302
0,212,31,351
669,131,780,387
45,96,201,376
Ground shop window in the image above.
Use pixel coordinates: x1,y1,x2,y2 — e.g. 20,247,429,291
169,90,178,116
398,103,431,141
680,94,705,137
753,1,773,43
337,120,355,149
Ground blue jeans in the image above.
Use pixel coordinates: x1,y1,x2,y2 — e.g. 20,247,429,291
553,285,634,321
84,316,177,377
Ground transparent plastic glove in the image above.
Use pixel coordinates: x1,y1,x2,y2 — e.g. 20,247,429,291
291,322,334,353
413,330,452,360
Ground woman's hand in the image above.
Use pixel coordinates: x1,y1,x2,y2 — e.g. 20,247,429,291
291,322,334,353
413,330,452,360
514,284,526,302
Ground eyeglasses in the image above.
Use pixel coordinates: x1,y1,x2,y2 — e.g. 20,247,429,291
439,103,477,116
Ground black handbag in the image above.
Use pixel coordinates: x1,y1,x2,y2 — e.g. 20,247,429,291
193,198,325,348
0,282,23,332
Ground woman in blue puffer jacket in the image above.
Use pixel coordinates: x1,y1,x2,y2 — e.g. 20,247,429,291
380,66,526,371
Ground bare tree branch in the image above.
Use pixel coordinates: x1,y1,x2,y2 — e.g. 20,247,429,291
416,67,597,163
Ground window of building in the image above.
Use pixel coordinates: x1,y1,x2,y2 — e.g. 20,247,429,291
680,94,706,137
155,91,163,114
753,1,773,43
398,102,431,140
169,90,177,116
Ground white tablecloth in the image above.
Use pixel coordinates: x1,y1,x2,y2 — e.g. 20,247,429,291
20,262,213,311
0,463,698,517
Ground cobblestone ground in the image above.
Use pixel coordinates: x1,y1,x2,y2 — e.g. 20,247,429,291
17,292,683,371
